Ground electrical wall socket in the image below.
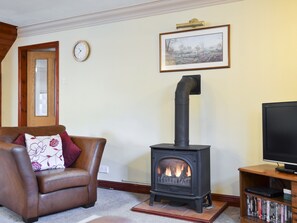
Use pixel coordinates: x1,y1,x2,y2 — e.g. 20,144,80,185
99,165,109,174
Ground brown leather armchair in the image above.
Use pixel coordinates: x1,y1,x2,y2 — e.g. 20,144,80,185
0,125,106,223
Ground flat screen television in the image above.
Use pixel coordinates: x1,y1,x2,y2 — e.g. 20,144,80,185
263,101,297,171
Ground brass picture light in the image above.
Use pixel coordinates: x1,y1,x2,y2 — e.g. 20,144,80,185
176,18,205,29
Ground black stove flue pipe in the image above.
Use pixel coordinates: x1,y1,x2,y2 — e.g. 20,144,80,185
174,75,201,147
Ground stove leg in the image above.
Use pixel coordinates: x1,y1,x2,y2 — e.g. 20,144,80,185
149,194,155,206
194,199,203,213
206,193,212,207
193,193,212,213
155,195,161,202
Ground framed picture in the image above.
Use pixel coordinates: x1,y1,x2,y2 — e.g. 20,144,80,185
159,25,230,72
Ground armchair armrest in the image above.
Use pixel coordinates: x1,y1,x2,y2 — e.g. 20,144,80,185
70,136,106,204
70,136,106,172
0,141,38,219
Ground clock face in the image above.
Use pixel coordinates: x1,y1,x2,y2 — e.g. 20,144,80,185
73,41,90,62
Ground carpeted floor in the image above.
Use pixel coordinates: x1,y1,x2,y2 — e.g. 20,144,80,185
0,188,240,223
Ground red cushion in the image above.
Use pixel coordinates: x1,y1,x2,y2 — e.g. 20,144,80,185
13,133,26,146
60,131,81,167
13,131,81,167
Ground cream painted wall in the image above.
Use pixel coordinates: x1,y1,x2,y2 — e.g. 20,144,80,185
2,0,297,196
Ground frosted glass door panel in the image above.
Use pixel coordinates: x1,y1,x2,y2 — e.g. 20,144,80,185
35,59,48,116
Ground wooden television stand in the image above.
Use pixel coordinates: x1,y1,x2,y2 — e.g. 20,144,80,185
239,164,297,222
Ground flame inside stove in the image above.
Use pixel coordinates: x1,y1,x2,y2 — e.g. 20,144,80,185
161,163,191,177
175,166,182,177
187,165,191,177
165,167,172,176
157,158,192,186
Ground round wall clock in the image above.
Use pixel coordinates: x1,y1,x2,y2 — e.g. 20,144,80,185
73,40,90,62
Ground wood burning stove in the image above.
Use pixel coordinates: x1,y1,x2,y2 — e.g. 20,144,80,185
149,75,212,213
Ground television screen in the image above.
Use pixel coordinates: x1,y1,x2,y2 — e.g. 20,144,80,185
263,101,297,167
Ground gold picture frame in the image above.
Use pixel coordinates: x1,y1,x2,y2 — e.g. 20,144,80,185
160,25,230,72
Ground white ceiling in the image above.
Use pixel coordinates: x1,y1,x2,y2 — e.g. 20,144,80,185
0,0,158,27
0,0,242,37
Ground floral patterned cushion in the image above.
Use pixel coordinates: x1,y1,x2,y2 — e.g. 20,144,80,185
25,133,65,171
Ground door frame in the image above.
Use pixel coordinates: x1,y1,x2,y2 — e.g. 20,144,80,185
18,41,59,126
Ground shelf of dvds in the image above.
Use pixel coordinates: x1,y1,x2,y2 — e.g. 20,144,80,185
239,164,297,223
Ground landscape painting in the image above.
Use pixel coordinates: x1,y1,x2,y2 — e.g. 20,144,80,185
160,25,230,72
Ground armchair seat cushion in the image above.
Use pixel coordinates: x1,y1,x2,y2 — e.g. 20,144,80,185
35,168,90,193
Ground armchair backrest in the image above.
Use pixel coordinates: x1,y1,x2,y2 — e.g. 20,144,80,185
0,125,66,143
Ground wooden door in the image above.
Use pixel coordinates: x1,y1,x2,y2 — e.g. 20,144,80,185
27,51,56,126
